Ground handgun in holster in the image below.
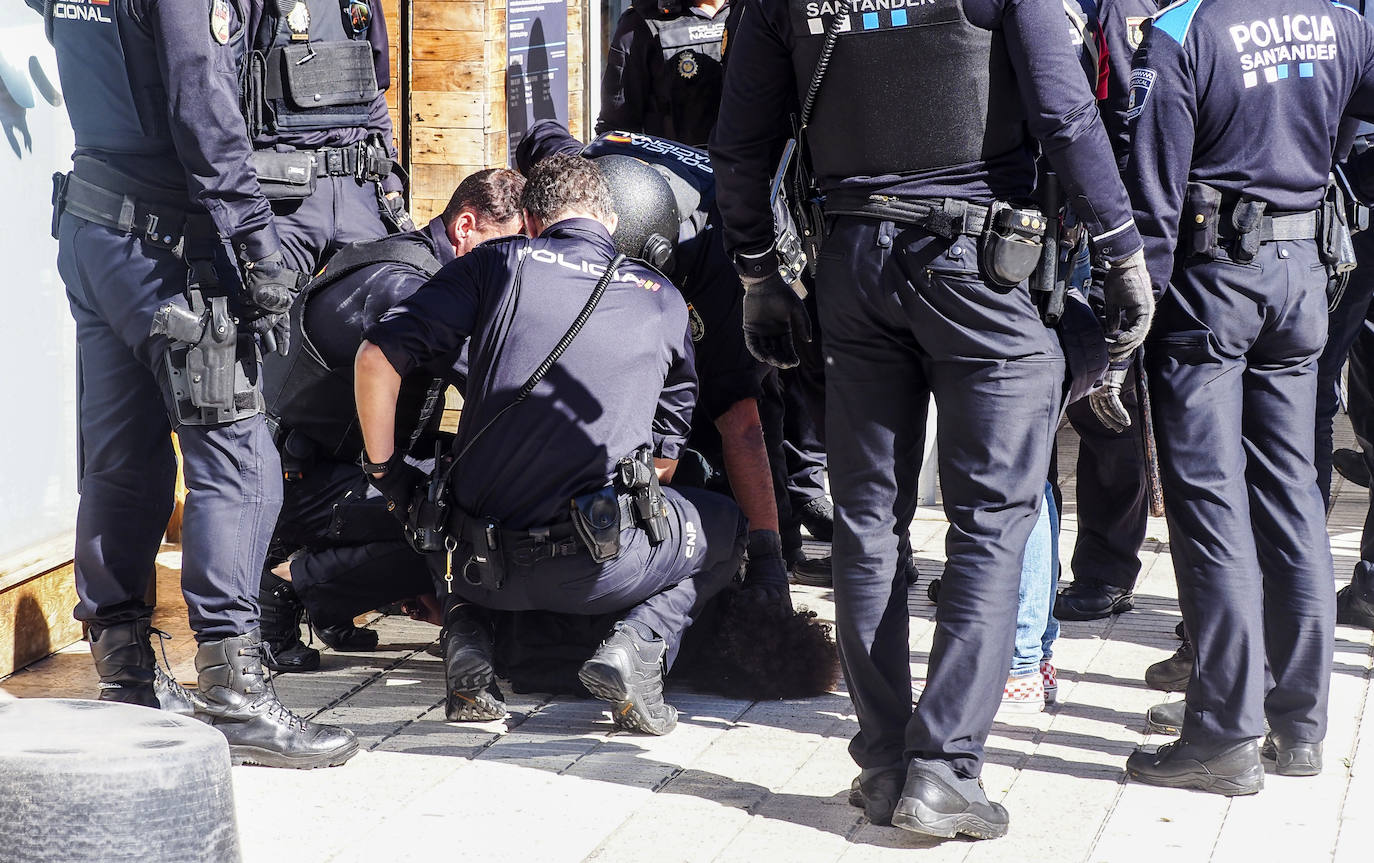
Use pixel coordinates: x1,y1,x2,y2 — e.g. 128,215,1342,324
1322,171,1359,311
617,446,669,547
150,259,238,413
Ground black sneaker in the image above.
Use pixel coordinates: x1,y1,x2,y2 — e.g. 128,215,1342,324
1126,738,1263,796
441,603,504,722
258,572,320,673
791,555,833,587
1145,641,1194,692
314,621,379,652
578,622,678,735
1336,584,1374,630
1261,732,1323,777
1146,699,1184,736
891,760,1009,840
798,496,835,542
847,763,905,826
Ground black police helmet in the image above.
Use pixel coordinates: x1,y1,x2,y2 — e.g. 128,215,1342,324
592,154,680,272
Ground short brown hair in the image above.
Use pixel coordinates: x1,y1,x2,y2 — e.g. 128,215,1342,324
520,154,613,225
441,168,526,228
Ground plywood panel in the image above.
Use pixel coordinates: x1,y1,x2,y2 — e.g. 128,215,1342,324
0,563,82,679
412,91,485,129
412,60,487,93
414,1,486,31
412,29,488,63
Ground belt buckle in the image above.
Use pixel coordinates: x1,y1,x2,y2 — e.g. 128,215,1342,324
326,149,344,176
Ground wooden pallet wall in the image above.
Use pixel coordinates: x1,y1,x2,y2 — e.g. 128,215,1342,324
383,0,588,224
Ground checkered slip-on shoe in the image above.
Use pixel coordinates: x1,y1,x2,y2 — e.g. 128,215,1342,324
999,672,1045,714
1040,661,1058,704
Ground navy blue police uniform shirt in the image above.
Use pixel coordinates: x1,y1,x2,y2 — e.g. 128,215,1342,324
306,216,456,369
516,120,768,420
1127,0,1374,294
711,0,1142,265
365,218,698,530
79,0,280,260
1099,0,1166,166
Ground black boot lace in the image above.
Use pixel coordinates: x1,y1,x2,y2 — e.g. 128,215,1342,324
254,642,311,732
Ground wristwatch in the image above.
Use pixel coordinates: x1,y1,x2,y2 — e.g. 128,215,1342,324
361,451,393,476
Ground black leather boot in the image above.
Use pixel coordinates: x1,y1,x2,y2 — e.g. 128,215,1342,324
195,629,359,769
1261,732,1323,776
1126,738,1263,796
847,762,906,826
798,495,835,542
578,621,677,735
442,603,505,721
1146,699,1185,736
892,759,1009,840
258,572,320,673
1145,640,1194,692
89,618,198,715
1336,583,1374,630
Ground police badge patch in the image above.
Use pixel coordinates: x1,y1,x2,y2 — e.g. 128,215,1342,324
210,0,232,44
287,1,311,40
1126,16,1146,50
687,304,706,343
677,51,699,80
1127,68,1156,121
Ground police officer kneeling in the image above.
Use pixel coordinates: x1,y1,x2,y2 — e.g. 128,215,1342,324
355,155,747,734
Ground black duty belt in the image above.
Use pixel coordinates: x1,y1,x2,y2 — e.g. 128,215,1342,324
449,495,637,567
52,171,192,251
824,191,1045,242
311,142,392,181
1219,210,1320,243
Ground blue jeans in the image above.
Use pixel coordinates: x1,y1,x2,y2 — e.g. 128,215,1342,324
1012,481,1059,676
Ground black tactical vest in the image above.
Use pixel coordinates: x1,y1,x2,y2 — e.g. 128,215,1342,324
643,10,727,146
246,0,379,138
789,0,1025,179
46,0,185,157
263,235,440,460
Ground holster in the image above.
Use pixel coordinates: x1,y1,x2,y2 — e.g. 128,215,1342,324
1182,182,1223,259
980,201,1044,287
1230,198,1268,263
1321,173,1359,311
406,448,452,554
617,446,669,546
459,516,507,592
569,486,623,564
328,488,407,544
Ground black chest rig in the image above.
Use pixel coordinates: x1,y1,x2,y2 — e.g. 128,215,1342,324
263,235,440,461
46,0,205,156
244,0,379,138
640,6,727,146
787,0,1025,179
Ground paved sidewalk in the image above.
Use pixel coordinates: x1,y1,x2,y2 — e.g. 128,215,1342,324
4,426,1373,862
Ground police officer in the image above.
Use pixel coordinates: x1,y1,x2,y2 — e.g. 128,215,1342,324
1336,283,1374,631
243,0,404,277
712,0,1153,839
356,155,747,734
1055,0,1164,622
1123,0,1374,793
46,0,356,769
258,169,526,671
598,0,731,148
516,121,792,605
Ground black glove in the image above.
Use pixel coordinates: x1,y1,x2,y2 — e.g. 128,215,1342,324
744,529,793,610
1089,357,1132,433
240,250,301,318
741,270,812,369
1101,249,1154,361
242,312,291,357
366,453,426,525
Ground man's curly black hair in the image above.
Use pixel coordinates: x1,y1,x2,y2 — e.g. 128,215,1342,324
679,586,840,700
490,586,838,701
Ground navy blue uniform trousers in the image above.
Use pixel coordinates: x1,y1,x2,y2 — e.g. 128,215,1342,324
821,217,1062,778
271,457,433,626
1149,239,1333,747
1315,229,1374,506
438,486,745,668
1337,260,1374,600
58,215,281,640
269,175,388,275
